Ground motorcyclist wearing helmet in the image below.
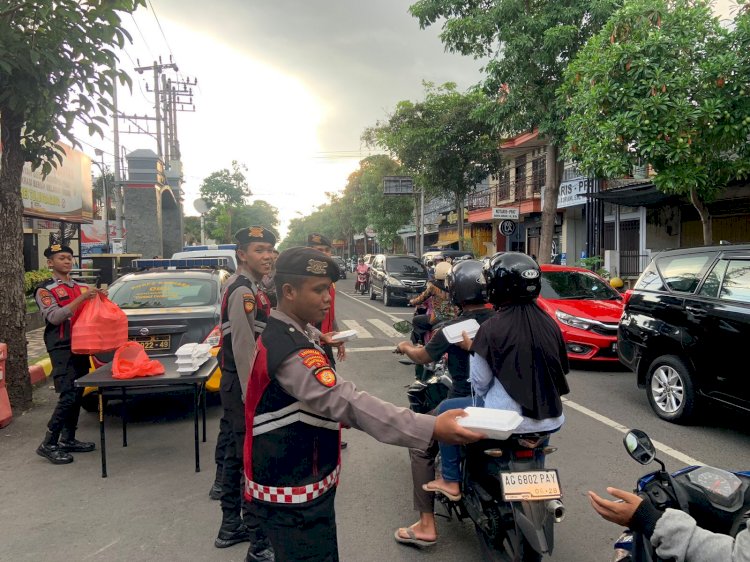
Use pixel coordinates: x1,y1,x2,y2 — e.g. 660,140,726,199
409,261,458,345
394,260,495,548
423,252,570,502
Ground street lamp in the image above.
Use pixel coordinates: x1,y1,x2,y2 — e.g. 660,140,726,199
93,149,110,252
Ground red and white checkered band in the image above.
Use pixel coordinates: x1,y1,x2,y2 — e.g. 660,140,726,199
246,464,341,504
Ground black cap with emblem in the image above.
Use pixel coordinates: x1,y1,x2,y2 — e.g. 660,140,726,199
275,246,340,282
44,244,74,258
234,226,277,246
307,233,332,248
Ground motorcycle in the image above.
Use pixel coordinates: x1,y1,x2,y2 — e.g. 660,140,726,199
355,270,369,294
393,317,442,384
393,349,565,561
612,429,750,562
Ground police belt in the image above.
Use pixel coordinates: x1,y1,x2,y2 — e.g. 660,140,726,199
245,464,341,504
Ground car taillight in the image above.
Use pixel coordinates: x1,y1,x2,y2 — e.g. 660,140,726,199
203,325,221,347
622,289,634,306
514,449,535,459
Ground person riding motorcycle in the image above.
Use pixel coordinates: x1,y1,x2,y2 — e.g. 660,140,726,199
393,259,495,548
409,261,458,345
354,258,369,293
590,487,750,562
423,252,570,502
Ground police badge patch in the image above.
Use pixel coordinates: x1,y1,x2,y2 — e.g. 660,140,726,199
243,293,256,313
39,289,53,308
298,349,328,369
306,259,327,275
314,367,336,388
54,287,68,299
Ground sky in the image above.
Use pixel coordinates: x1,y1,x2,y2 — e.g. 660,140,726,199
76,0,741,240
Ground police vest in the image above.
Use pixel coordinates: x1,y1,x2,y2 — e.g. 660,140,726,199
35,279,86,352
218,274,271,375
243,316,341,505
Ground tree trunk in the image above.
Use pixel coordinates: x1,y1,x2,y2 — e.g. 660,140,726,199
539,144,563,265
689,188,712,245
0,112,33,410
456,193,464,251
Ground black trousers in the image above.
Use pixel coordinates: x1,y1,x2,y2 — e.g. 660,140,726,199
213,416,230,485
254,489,339,562
218,373,264,538
46,349,90,436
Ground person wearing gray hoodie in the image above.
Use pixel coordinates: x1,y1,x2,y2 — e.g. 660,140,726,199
589,486,750,562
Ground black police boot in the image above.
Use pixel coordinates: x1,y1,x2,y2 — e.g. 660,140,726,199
246,538,275,562
215,514,250,548
59,428,95,453
209,481,222,500
36,431,74,465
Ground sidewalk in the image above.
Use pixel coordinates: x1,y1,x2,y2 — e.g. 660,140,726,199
26,326,47,362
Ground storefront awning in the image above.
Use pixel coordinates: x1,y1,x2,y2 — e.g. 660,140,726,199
587,182,676,207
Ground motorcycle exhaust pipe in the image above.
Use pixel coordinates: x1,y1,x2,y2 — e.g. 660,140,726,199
546,499,565,523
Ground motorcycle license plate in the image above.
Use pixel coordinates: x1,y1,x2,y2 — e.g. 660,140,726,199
501,470,561,501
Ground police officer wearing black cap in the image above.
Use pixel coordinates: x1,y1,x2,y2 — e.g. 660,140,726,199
242,246,484,561
35,244,105,464
213,226,275,562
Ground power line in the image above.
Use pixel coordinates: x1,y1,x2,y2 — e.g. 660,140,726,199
147,0,174,60
129,13,155,60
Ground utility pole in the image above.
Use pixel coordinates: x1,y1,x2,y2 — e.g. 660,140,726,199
112,66,124,239
135,57,178,160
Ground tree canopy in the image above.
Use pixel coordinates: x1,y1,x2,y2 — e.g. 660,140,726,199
205,199,279,244
198,161,255,241
363,82,500,250
561,0,750,244
0,0,143,410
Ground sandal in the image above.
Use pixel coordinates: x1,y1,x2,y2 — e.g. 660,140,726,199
422,482,462,501
394,525,437,548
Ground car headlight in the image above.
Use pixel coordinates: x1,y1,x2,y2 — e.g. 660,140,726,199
555,310,593,331
387,276,404,287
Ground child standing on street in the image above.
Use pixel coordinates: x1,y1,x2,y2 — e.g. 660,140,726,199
35,244,104,464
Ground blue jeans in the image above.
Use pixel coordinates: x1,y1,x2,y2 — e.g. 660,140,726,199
437,396,483,482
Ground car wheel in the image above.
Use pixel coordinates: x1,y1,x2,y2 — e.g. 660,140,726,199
646,355,697,423
383,287,392,307
369,284,376,300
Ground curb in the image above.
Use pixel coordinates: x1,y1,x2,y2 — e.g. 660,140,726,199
30,357,52,387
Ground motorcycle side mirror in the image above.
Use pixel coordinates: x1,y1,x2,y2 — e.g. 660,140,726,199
623,429,656,465
392,320,412,334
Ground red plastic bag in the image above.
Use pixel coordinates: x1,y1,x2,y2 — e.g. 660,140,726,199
112,342,165,379
71,294,128,355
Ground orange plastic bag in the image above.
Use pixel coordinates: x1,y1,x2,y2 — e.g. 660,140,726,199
112,342,165,379
72,293,128,355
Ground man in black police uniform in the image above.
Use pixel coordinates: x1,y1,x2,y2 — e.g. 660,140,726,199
214,226,275,562
243,246,485,561
393,259,494,546
35,244,104,464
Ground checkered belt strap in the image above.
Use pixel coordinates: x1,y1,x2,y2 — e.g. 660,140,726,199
246,464,341,504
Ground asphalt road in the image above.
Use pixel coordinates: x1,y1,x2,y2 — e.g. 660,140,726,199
1,276,748,561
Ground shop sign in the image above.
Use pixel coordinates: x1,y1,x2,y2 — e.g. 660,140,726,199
492,207,520,220
499,220,517,236
557,176,592,209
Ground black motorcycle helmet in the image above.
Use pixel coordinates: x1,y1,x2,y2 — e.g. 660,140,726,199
446,259,487,306
483,252,541,306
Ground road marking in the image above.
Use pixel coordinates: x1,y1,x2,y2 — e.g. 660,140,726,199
368,318,403,338
338,291,400,322
341,319,373,339
390,312,413,316
561,397,704,466
346,346,397,353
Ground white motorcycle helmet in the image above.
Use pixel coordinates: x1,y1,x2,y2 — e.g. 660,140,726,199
434,261,452,281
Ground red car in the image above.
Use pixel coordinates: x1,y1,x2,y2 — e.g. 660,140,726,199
536,265,624,362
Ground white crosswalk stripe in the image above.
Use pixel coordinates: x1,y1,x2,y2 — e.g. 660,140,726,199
367,318,402,338
341,319,373,339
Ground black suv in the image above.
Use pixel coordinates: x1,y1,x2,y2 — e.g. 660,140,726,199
618,244,750,423
368,254,428,307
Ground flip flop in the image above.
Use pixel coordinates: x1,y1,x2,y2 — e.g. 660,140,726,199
422,482,462,501
394,526,437,548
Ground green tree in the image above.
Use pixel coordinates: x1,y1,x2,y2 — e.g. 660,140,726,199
0,0,142,410
561,0,750,245
409,0,619,261
204,199,279,244
93,171,115,220
363,83,500,250
199,161,252,242
183,216,201,245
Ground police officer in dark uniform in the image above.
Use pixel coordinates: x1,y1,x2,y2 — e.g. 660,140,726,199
243,247,485,561
35,244,104,464
214,227,275,562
